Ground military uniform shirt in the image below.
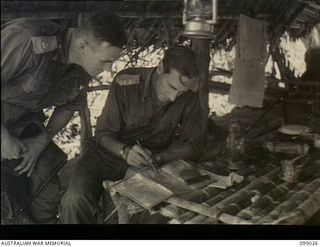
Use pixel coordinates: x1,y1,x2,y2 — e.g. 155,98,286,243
96,67,204,157
1,18,90,126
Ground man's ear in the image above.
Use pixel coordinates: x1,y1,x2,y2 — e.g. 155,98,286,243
181,75,199,92
99,41,112,50
156,61,164,74
76,37,87,53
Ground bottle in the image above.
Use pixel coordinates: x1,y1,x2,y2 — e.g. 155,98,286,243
227,122,245,159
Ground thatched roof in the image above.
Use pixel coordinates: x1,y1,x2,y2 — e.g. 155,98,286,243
1,0,319,50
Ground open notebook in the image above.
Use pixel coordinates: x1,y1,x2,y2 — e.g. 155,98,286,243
112,159,213,210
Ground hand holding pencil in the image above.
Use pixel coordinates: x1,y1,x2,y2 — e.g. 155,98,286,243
136,141,158,171
122,140,157,170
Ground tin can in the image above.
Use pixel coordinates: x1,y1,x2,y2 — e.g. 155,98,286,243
280,156,308,182
263,142,309,155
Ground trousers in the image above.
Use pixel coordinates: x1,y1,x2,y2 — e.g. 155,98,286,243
59,141,128,224
1,143,65,224
1,123,66,224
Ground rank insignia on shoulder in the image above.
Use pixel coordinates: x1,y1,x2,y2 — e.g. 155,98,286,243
115,74,140,86
31,36,58,54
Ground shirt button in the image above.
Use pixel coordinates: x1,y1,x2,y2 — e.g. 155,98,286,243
41,41,49,49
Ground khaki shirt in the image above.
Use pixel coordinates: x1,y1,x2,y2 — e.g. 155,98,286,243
96,67,204,159
1,18,90,127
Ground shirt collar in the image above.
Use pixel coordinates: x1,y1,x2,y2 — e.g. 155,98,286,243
55,28,74,64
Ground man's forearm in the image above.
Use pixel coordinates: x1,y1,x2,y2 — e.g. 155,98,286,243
1,122,11,140
45,107,74,138
96,131,127,158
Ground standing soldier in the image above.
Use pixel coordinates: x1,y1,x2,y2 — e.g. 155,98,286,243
1,11,127,223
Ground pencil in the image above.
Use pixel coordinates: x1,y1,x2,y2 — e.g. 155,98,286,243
136,140,157,171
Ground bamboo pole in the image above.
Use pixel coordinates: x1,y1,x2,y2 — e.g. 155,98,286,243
273,188,320,225
169,211,196,224
159,204,181,219
218,213,253,224
185,166,280,224
249,181,310,223
166,197,219,219
236,181,295,220
109,188,130,224
169,163,277,224
258,178,320,224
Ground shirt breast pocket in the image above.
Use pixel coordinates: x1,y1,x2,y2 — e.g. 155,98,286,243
126,112,149,129
157,116,178,134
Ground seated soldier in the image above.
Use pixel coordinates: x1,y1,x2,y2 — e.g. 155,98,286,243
301,47,320,82
285,47,320,129
1,12,127,224
59,46,205,224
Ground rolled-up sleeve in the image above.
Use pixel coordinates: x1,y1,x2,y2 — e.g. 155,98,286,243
1,27,35,100
95,79,124,140
55,89,87,113
53,65,91,112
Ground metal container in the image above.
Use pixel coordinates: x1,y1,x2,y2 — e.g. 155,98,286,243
263,142,309,155
280,156,308,182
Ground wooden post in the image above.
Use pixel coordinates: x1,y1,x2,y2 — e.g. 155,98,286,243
192,39,211,144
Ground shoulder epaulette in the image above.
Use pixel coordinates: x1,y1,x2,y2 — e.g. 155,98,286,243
31,36,58,54
115,74,140,86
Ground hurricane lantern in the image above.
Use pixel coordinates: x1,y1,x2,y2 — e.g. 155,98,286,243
183,0,217,39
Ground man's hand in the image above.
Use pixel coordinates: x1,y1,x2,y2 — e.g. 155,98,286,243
123,144,153,168
14,133,50,177
1,135,26,160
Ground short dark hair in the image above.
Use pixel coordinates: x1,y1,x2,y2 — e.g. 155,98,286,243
162,46,199,79
78,11,127,48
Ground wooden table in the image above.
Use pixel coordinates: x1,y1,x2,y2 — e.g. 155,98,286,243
108,157,320,224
